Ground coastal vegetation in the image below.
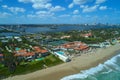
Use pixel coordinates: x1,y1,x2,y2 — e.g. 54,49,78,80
40,28,120,44
0,54,63,78
0,25,120,79
0,35,63,79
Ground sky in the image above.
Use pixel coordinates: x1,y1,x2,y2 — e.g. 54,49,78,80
0,0,120,24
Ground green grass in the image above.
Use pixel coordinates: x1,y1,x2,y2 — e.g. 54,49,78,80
0,64,4,68
0,54,63,79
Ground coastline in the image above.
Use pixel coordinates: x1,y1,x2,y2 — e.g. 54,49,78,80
3,44,120,80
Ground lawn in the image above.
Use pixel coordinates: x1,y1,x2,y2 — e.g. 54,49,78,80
0,54,63,79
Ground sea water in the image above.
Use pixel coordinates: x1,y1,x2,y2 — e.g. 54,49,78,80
61,53,120,80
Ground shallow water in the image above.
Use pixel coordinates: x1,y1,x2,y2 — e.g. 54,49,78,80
61,53,120,80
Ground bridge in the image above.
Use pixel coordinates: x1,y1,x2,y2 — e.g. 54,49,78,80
0,26,27,35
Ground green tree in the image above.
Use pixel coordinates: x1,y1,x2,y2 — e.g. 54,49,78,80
3,51,16,73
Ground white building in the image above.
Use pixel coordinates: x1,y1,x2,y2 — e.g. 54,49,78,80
54,51,71,62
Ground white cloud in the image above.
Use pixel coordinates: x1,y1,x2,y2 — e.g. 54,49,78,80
19,0,65,13
31,0,51,4
32,3,52,9
19,0,52,9
45,3,52,9
9,7,25,13
36,11,54,16
27,10,54,18
68,0,94,9
50,6,65,12
72,15,81,19
18,0,30,3
69,0,93,5
68,3,74,8
99,6,107,10
73,0,89,5
73,10,79,14
95,0,106,4
18,0,51,3
80,5,99,12
2,5,25,13
27,14,36,18
2,5,8,8
0,12,11,18
32,3,45,9
59,14,70,17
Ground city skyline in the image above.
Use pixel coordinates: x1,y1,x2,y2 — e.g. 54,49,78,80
0,0,120,24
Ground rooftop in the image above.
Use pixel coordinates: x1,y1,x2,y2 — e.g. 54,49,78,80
59,41,88,50
0,54,3,58
33,46,48,53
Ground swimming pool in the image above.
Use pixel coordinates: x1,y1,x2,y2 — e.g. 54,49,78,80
15,47,21,51
57,51,64,55
35,57,44,61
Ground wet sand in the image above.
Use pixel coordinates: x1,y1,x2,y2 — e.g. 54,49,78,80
4,44,120,80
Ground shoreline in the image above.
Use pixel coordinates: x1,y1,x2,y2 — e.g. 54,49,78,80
3,44,120,80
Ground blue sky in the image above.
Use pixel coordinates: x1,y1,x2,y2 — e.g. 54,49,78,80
0,0,120,24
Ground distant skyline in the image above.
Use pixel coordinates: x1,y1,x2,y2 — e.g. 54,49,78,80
0,0,120,24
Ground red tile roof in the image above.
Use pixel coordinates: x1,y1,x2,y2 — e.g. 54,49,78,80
14,46,48,57
15,51,34,57
0,54,3,57
74,45,88,50
14,49,35,57
81,33,92,37
33,46,48,53
60,41,89,50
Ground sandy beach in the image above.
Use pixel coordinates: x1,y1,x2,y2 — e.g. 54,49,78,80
3,44,120,80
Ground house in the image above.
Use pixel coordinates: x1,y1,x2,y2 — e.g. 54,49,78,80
111,39,118,44
0,53,3,62
14,49,35,61
81,32,92,38
88,43,104,48
6,36,13,39
33,46,49,57
102,41,111,47
0,37,5,40
1,40,9,43
14,46,49,62
88,41,111,48
14,36,22,42
60,35,70,39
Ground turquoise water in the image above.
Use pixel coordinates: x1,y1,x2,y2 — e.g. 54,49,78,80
15,47,21,51
35,58,44,61
61,53,120,80
57,51,64,55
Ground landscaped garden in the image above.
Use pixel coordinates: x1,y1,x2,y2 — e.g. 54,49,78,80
0,54,63,79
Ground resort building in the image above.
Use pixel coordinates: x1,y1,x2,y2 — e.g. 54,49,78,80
50,41,89,61
54,51,70,62
89,41,111,48
89,44,104,48
58,41,89,51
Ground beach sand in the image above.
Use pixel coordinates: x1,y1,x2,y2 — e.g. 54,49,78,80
3,44,120,80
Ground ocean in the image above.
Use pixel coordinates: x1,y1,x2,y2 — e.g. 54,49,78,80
61,53,120,80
